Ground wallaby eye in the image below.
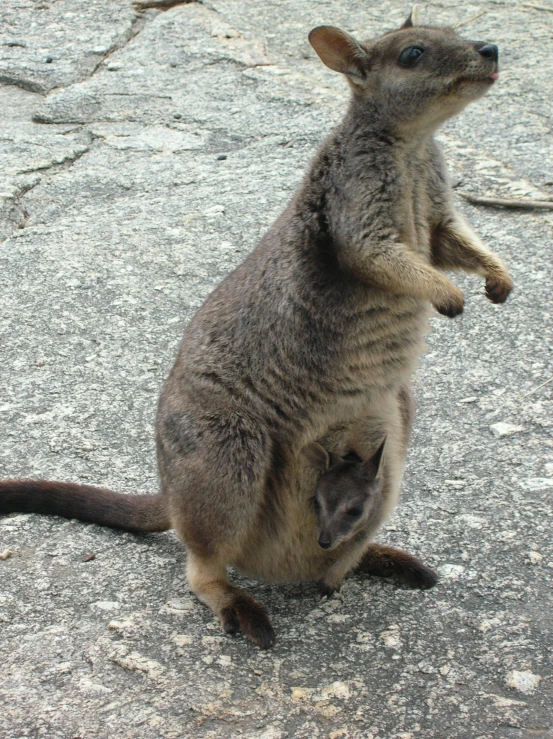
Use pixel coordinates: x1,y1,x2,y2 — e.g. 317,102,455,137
312,497,321,511
399,46,424,67
347,505,363,517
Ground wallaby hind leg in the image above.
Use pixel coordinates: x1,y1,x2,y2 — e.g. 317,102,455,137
358,543,438,590
186,552,275,649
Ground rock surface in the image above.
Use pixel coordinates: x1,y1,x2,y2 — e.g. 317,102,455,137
1,1,552,737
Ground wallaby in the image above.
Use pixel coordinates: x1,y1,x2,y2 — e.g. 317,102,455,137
0,12,512,648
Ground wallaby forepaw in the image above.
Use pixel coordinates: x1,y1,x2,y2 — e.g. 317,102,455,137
317,579,340,598
222,594,275,649
434,290,464,318
485,274,512,304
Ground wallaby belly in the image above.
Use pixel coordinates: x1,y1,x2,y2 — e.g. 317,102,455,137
230,390,409,583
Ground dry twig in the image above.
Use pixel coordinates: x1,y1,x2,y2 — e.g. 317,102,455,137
459,192,553,210
454,10,487,29
519,377,553,401
522,3,553,13
133,0,192,9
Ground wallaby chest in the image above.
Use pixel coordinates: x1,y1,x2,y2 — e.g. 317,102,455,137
393,145,435,259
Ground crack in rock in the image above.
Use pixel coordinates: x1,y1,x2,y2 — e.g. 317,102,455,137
16,144,90,175
0,143,90,243
88,11,152,81
0,6,156,98
0,73,48,95
0,179,39,243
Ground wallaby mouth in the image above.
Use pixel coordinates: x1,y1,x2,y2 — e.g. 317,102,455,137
477,43,499,82
456,71,498,89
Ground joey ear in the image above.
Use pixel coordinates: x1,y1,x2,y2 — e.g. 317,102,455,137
365,435,387,477
304,442,330,472
308,26,369,81
401,4,420,28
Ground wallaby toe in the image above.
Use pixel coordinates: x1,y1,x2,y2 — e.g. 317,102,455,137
220,606,240,634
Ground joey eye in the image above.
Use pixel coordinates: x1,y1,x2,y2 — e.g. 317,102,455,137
399,46,424,68
347,505,363,518
312,498,321,511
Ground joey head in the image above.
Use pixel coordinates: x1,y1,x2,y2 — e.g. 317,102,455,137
304,438,387,551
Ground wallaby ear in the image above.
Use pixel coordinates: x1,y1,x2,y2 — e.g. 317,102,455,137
365,435,387,477
308,26,369,81
304,442,330,472
401,4,420,28
328,451,343,469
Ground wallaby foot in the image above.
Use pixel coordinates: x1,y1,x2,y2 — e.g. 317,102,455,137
220,592,275,648
357,543,438,589
187,553,275,648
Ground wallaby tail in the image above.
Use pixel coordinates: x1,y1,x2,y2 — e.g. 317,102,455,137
0,480,170,532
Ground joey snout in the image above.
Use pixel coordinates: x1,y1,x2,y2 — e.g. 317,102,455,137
317,529,342,550
317,533,333,550
477,44,498,64
317,512,364,550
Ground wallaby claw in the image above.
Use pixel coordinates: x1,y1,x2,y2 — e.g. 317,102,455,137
317,580,341,599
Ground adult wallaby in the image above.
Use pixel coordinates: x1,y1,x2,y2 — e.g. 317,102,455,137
0,12,512,648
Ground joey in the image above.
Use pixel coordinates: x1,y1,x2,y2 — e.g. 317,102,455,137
305,437,438,597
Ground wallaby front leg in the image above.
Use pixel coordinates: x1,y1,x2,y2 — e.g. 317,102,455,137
186,552,275,648
317,538,371,597
431,216,513,304
345,240,465,317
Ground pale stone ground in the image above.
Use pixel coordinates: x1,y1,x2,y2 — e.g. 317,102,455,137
0,1,552,737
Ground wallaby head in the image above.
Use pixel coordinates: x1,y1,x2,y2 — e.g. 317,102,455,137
309,10,499,134
304,438,387,551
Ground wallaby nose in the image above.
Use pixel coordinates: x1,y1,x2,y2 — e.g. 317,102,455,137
318,536,331,549
478,44,498,63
